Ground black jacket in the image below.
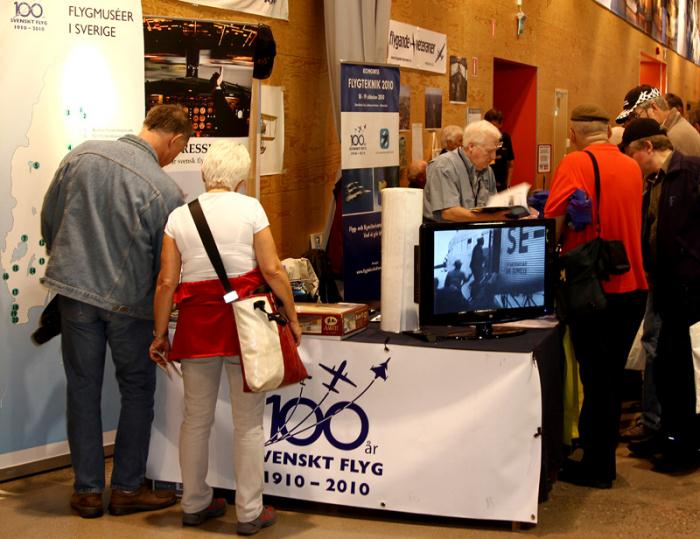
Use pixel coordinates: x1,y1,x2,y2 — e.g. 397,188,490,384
646,151,700,321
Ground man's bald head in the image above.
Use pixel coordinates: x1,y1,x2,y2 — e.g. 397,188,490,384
407,160,427,188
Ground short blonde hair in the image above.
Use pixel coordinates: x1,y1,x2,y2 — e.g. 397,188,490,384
201,141,251,191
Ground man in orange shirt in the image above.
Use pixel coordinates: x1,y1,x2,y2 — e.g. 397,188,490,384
545,104,648,488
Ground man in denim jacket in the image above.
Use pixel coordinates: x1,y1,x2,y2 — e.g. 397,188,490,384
40,105,192,518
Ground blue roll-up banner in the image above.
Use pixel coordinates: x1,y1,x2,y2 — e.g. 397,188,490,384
340,63,400,301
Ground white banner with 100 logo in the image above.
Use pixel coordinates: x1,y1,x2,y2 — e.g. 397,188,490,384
147,335,542,524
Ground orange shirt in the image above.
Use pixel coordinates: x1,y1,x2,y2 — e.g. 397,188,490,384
544,144,647,294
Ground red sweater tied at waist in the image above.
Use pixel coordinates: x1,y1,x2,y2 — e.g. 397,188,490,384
169,268,266,361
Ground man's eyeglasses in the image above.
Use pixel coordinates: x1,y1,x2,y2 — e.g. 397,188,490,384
634,105,652,119
480,142,503,153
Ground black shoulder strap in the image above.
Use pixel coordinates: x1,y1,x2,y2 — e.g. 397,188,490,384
187,199,233,295
583,150,602,236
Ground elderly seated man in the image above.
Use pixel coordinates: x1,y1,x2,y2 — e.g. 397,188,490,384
423,120,501,222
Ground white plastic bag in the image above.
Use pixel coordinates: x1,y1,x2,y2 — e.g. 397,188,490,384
690,321,700,414
625,319,645,371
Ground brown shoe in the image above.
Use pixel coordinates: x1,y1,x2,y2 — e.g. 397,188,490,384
108,484,177,516
70,492,103,518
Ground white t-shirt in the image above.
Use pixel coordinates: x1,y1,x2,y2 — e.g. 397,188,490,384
164,192,270,283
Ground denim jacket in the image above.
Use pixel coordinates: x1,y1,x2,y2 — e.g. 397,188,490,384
41,135,184,319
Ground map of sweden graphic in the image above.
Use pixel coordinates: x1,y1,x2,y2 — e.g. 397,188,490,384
1,1,144,324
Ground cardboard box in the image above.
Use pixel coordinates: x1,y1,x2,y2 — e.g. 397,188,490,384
295,302,369,338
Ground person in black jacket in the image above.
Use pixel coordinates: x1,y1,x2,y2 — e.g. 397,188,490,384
484,109,515,191
621,118,700,472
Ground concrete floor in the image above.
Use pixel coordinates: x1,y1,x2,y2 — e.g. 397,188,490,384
1,449,698,538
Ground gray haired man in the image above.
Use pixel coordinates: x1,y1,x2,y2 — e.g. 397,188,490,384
41,105,193,518
423,120,501,222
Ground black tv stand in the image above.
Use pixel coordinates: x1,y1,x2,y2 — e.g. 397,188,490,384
405,322,526,343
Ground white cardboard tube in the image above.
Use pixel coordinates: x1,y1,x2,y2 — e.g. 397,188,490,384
380,188,422,333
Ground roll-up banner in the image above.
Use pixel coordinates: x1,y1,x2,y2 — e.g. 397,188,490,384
340,63,400,302
1,0,144,466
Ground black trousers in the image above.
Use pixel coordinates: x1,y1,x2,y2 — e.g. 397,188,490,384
655,311,700,454
569,290,646,481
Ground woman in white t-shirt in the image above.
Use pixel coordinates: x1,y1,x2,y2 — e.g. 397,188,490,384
149,141,301,535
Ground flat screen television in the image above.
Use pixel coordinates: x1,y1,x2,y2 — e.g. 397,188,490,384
417,218,556,338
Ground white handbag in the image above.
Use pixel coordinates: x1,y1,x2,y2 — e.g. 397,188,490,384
232,294,286,392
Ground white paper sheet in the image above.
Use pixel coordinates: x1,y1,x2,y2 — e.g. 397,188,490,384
486,182,531,208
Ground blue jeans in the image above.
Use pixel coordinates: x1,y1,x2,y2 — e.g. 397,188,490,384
641,294,662,431
58,296,155,493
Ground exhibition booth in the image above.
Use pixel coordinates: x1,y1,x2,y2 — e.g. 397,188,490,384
1,4,564,526
5,0,700,534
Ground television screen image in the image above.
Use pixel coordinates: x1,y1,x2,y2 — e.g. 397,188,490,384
433,225,546,312
418,219,556,335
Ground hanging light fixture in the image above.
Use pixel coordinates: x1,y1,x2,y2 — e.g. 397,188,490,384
516,0,527,37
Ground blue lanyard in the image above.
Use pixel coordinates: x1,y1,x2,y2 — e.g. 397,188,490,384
458,149,482,202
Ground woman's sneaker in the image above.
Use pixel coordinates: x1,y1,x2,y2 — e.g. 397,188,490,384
182,497,227,526
236,506,277,536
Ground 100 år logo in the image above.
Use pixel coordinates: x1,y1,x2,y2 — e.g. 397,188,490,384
14,2,43,18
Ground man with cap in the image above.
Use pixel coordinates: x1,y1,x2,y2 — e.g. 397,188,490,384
620,118,700,471
545,104,648,488
616,85,700,157
616,86,700,450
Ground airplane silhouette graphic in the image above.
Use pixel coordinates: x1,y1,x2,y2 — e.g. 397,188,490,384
319,360,357,394
370,358,390,380
265,356,391,446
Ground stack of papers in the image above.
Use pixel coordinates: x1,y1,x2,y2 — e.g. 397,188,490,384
484,182,530,208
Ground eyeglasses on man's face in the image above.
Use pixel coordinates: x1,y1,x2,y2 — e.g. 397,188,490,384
634,106,652,119
478,141,503,154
